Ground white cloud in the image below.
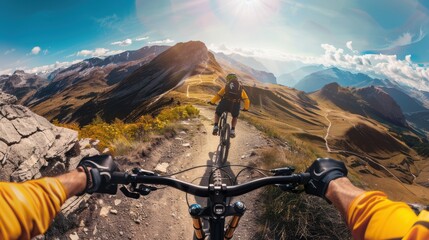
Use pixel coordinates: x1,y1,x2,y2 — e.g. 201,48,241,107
0,68,13,75
95,14,120,29
405,55,412,63
148,38,175,44
0,60,83,75
297,43,429,91
390,33,413,47
209,44,284,60
135,36,149,41
75,48,124,57
210,42,429,91
111,38,132,46
346,41,358,54
31,46,41,55
4,49,15,55
387,29,426,48
26,60,83,74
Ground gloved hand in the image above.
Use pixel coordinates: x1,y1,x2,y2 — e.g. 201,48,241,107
242,109,248,112
77,155,119,195
207,101,216,106
304,158,347,202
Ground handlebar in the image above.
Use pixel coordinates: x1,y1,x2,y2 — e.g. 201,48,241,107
111,172,310,197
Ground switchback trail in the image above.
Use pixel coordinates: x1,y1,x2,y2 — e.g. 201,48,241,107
322,110,415,196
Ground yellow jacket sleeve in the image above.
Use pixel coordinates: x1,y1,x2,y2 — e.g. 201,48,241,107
210,87,225,104
347,191,429,240
0,178,67,240
241,89,250,110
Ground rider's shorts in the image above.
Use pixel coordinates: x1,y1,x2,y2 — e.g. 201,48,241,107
216,99,240,118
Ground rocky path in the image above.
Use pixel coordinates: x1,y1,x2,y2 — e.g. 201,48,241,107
67,106,274,240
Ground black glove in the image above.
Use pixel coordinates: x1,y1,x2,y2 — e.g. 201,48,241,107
304,158,347,201
77,155,119,195
242,109,248,112
208,101,216,106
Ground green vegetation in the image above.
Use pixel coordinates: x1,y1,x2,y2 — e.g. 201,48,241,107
53,105,199,154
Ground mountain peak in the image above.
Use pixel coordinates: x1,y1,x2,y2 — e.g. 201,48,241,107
13,70,26,75
355,86,408,127
321,82,341,93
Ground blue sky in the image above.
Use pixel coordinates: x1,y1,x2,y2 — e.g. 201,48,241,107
1,0,429,90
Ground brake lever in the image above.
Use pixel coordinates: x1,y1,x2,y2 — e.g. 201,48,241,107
277,183,305,193
120,186,140,199
271,166,305,193
132,168,158,176
271,166,295,176
136,184,158,196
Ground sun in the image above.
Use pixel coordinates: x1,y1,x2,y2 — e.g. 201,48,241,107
221,0,281,23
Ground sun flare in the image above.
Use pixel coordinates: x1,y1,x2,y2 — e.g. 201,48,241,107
223,0,280,23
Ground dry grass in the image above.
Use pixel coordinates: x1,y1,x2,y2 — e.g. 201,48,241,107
254,188,350,240
255,146,350,240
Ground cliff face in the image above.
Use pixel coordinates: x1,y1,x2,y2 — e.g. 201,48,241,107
355,86,408,127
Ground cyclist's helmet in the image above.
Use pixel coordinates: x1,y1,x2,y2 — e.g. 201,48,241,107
226,73,238,82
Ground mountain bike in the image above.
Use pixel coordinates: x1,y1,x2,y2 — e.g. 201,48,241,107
113,165,309,240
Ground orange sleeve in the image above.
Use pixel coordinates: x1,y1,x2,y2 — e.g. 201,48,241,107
210,87,225,104
0,178,67,239
347,191,424,240
241,89,250,110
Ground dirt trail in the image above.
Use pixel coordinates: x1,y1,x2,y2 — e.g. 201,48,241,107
67,106,273,240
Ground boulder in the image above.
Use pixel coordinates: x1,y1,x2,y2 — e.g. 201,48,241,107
0,90,101,225
0,91,100,182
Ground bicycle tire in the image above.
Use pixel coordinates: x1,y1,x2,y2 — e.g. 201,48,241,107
213,144,225,186
221,124,230,165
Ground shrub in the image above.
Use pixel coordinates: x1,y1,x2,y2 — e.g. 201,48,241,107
52,105,200,154
158,105,200,122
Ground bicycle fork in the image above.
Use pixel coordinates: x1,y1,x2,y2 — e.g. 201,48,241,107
189,201,247,240
224,202,246,239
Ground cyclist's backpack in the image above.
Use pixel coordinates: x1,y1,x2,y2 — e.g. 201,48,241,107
224,79,242,101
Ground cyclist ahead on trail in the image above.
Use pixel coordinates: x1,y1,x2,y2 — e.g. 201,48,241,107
210,73,250,138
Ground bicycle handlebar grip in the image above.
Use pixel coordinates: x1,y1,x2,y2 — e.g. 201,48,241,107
300,172,311,184
111,172,128,184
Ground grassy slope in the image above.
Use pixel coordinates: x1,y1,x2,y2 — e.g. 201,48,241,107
171,73,429,202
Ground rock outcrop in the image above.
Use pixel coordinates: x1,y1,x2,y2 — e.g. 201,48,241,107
0,90,101,229
0,91,99,182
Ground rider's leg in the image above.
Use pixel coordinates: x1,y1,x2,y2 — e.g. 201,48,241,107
214,113,220,126
231,117,238,129
230,103,240,138
212,113,220,135
213,100,226,135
